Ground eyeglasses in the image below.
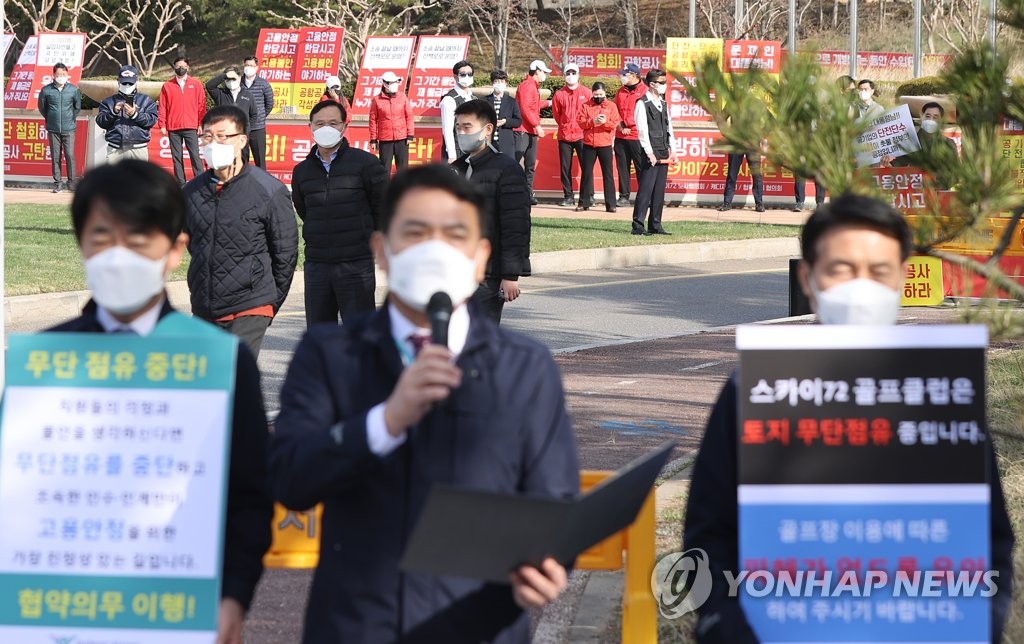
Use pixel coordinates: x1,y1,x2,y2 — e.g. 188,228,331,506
457,72,474,78
650,80,667,86
201,132,244,144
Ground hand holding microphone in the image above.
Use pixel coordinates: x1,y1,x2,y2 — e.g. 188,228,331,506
383,292,459,437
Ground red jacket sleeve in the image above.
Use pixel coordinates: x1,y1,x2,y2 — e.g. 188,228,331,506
518,82,540,130
405,95,414,137
157,83,168,130
368,98,378,141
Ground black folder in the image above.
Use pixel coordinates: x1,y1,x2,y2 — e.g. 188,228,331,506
399,441,676,583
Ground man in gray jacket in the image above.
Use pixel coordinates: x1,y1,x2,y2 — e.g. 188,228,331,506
37,62,82,192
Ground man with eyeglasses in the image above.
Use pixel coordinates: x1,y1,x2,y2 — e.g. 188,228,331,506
184,105,298,358
551,63,592,207
440,60,477,163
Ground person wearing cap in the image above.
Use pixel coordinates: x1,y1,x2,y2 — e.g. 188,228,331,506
241,55,275,169
486,69,522,159
551,63,592,207
368,71,414,174
613,63,648,208
515,59,553,205
320,76,353,123
96,64,159,163
158,56,206,187
439,60,477,162
206,66,260,163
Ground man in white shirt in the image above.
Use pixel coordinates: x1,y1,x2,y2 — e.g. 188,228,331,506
632,69,677,236
270,164,580,643
439,60,477,162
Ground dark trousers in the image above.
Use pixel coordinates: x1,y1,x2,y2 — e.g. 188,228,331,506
48,131,76,184
794,175,825,206
580,145,616,209
471,277,505,324
379,139,409,174
168,128,203,186
303,259,376,327
214,315,271,359
247,128,266,168
614,138,645,200
514,133,539,197
722,151,764,206
633,160,669,233
558,139,584,199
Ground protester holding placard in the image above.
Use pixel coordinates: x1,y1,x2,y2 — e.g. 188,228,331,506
889,101,959,189
369,71,414,174
158,56,207,187
37,62,81,193
682,194,1015,643
270,164,578,643
486,69,522,159
241,55,274,168
515,59,552,204
577,82,621,213
47,160,273,644
96,64,157,163
440,60,477,163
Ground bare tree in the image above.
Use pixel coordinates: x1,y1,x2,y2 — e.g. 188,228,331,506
931,0,997,54
517,0,579,71
82,0,190,78
267,0,440,79
449,0,516,70
621,0,640,48
5,0,71,34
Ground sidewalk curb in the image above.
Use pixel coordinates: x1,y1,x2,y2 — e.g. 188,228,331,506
5,237,796,331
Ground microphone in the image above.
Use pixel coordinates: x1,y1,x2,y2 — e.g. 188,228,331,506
426,292,453,348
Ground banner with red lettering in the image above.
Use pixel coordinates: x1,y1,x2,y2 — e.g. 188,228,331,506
407,36,470,117
3,33,87,109
351,36,417,117
1001,117,1024,191
814,51,953,75
293,27,345,115
256,29,301,114
548,48,663,77
724,40,782,74
3,117,88,179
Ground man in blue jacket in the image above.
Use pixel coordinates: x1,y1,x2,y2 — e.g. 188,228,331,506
271,164,580,643
96,64,159,162
37,61,81,192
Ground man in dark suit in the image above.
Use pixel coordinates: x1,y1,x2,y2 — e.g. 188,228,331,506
49,160,273,644
486,69,522,159
270,164,579,643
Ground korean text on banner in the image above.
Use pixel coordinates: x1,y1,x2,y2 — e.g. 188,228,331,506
3,118,89,180
256,29,301,114
351,36,417,117
856,104,921,168
3,33,87,109
548,48,663,76
407,35,470,118
723,40,782,74
0,329,237,643
735,324,990,643
293,27,345,115
664,38,723,74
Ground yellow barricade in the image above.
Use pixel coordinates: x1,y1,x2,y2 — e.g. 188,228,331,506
264,471,658,643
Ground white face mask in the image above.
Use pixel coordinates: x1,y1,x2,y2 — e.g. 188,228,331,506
225,79,240,91
386,239,481,312
859,89,873,101
54,75,68,86
811,277,901,326
386,82,400,93
619,74,630,85
313,125,342,148
655,83,667,96
85,246,168,316
921,118,940,134
493,82,506,95
243,66,257,78
565,73,579,87
202,141,236,170
457,74,474,88
119,83,136,95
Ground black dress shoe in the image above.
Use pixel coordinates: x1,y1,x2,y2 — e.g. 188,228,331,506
530,196,539,206
717,204,731,212
755,204,766,212
575,205,590,212
631,230,650,236
651,229,672,235
616,197,630,207
606,207,617,213
560,197,576,207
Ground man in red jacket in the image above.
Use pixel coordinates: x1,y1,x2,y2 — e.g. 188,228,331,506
369,71,414,174
551,63,592,207
613,63,648,207
515,59,552,206
157,56,207,186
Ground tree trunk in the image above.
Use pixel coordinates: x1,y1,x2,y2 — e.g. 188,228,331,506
623,0,637,48
832,0,839,27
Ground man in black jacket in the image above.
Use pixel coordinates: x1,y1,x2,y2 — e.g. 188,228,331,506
452,99,532,323
241,55,275,168
50,160,272,644
270,164,579,643
683,195,1015,643
184,105,298,358
95,64,158,162
291,100,388,327
486,69,522,159
205,66,260,164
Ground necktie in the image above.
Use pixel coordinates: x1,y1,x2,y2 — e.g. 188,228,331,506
408,333,430,356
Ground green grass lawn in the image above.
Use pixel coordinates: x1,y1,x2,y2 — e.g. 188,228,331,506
4,204,797,296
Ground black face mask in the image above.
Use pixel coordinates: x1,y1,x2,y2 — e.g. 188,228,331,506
174,67,188,77
593,97,605,104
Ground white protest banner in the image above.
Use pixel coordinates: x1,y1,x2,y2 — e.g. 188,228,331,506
856,104,921,167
